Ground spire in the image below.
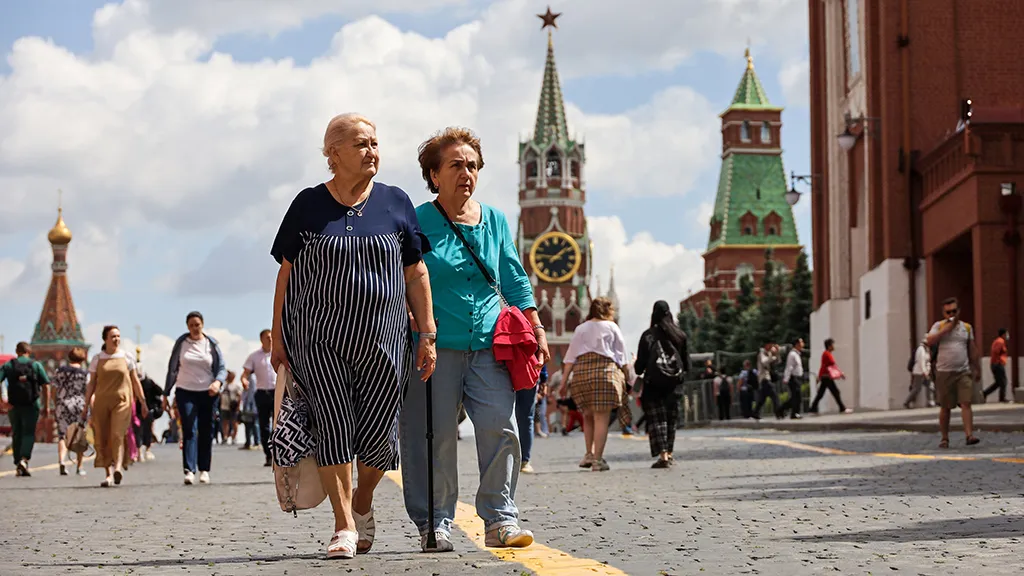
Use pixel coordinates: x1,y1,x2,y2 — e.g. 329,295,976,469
606,265,620,323
532,7,569,147
729,47,773,110
32,200,88,351
47,190,72,245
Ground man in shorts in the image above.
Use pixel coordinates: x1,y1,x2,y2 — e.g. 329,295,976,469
926,297,981,448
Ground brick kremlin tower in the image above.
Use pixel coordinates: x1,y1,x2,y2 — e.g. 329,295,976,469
516,7,592,367
681,49,801,314
31,199,90,441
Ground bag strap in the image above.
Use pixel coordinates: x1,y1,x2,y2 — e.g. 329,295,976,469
432,200,509,308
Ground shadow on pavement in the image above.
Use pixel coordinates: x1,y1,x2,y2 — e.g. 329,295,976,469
20,550,413,568
788,515,1024,543
710,460,1024,500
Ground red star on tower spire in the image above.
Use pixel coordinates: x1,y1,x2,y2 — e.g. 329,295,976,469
537,6,561,30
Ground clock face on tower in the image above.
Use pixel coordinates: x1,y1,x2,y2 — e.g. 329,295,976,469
529,231,581,283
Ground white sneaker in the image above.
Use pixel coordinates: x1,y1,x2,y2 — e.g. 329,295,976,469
145,450,155,461
520,461,535,473
184,471,195,485
198,471,210,484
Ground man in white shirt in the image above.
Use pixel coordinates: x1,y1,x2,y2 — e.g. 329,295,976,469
925,297,981,448
241,330,277,466
782,338,806,419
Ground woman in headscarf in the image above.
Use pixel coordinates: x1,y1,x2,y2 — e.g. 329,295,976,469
271,113,435,560
400,126,545,552
560,297,628,472
634,300,689,468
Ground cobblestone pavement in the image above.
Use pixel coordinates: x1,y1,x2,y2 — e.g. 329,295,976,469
2,428,1022,575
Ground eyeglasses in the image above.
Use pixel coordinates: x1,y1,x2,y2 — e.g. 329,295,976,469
944,308,958,315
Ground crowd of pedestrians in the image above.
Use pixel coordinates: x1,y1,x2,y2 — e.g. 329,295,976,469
0,113,1006,561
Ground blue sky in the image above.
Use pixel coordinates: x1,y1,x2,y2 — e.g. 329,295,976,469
0,0,812,377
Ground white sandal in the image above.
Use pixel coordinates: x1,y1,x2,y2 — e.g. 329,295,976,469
353,508,376,554
327,529,358,560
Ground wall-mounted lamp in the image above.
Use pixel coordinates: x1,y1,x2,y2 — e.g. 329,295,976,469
837,112,881,152
786,171,817,207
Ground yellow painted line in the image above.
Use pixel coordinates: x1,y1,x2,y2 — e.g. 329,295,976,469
0,456,95,478
724,436,1024,465
385,471,627,575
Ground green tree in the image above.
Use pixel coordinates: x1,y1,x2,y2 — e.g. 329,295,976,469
782,249,813,346
755,248,787,346
708,296,736,353
677,306,698,338
693,301,715,353
735,273,757,313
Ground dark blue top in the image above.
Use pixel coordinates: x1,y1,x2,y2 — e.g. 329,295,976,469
271,182,429,266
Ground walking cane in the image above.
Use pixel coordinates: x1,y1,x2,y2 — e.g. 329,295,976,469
424,375,437,551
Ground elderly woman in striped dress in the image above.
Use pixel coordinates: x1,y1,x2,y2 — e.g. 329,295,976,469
270,113,437,560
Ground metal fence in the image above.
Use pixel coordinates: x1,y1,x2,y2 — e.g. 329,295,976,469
674,374,818,427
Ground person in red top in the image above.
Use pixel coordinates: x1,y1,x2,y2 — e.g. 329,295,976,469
983,329,1010,402
808,338,853,414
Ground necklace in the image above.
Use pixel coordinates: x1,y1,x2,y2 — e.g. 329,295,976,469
327,180,372,217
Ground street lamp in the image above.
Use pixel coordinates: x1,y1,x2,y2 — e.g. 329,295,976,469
837,112,880,151
787,171,815,207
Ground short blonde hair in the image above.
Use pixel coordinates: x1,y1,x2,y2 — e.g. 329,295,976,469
587,297,615,321
322,113,376,173
417,127,485,194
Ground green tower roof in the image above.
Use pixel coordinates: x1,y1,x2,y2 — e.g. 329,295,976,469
725,49,782,112
707,153,799,251
532,32,570,148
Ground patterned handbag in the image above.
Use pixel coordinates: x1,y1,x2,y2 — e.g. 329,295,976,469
271,366,327,516
65,421,90,457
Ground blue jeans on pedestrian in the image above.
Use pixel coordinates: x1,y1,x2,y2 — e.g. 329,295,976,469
515,386,537,463
537,393,549,435
400,348,521,536
176,389,216,474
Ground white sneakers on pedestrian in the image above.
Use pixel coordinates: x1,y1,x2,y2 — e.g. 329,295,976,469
145,449,155,461
183,471,195,485
420,530,455,553
520,461,535,474
198,471,210,484
484,525,534,548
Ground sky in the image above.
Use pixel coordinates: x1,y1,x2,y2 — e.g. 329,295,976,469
0,0,813,388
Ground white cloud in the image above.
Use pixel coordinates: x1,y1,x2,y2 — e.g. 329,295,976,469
778,57,810,108
692,201,714,230
588,216,704,349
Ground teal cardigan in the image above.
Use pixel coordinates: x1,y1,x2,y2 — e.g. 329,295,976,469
416,201,536,351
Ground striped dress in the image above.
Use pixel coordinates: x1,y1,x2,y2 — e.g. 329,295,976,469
271,182,428,469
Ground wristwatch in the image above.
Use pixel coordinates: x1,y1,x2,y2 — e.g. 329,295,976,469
419,332,437,341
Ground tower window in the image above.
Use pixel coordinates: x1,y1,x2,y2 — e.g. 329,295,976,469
768,226,777,235
761,121,771,143
740,121,751,142
526,159,538,178
546,151,561,178
743,226,753,235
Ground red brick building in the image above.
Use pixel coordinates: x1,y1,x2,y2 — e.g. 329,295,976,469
808,0,1024,410
682,50,801,315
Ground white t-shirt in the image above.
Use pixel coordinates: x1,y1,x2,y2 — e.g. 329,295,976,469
928,320,972,373
243,348,277,391
564,320,628,367
174,337,215,392
220,380,244,410
89,349,137,374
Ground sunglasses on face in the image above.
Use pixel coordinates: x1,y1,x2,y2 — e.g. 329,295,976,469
944,308,958,315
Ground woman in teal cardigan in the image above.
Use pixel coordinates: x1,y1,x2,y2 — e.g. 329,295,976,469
400,127,549,552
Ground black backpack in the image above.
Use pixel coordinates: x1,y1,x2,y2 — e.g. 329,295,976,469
645,331,687,394
7,360,40,406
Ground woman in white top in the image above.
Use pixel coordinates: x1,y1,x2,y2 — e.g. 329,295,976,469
559,297,628,472
163,311,227,485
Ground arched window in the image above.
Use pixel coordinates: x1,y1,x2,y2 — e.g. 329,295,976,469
761,121,771,143
570,159,580,178
740,120,751,142
526,157,538,178
546,150,561,178
735,263,755,288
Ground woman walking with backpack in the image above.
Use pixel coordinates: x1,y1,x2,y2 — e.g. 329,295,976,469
635,301,689,469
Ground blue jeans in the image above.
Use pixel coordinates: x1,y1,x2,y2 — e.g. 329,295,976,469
514,386,537,463
537,394,549,435
176,389,216,473
400,348,521,535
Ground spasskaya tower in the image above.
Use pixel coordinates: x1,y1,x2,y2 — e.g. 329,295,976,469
516,7,592,369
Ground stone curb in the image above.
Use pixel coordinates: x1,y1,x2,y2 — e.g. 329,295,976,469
698,419,1024,433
